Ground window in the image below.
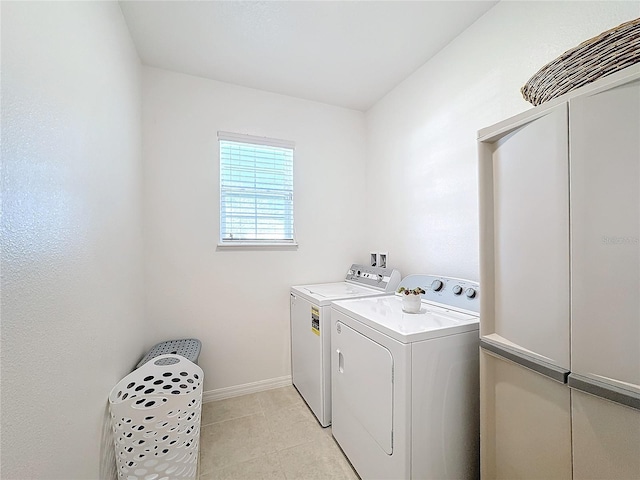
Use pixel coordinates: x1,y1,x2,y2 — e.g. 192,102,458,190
218,131,295,245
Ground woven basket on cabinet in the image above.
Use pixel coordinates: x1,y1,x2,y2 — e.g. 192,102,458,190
521,17,640,106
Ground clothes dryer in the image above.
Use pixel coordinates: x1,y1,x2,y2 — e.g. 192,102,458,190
291,264,400,426
331,274,480,479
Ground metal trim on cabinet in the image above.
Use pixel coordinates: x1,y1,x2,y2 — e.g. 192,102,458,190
568,374,640,411
480,339,569,384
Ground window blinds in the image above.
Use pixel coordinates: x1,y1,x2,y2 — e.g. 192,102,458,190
219,132,295,243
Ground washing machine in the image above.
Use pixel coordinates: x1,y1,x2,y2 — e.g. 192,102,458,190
291,264,401,427
330,274,480,479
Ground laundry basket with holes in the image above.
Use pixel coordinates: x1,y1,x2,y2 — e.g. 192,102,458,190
109,354,204,480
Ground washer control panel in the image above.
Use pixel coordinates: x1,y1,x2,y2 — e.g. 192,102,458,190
345,264,402,292
396,274,480,314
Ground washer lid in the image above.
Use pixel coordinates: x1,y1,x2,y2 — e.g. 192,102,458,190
291,282,390,306
332,294,479,344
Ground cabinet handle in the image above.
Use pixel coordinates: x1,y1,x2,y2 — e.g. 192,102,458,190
568,373,640,411
480,338,569,383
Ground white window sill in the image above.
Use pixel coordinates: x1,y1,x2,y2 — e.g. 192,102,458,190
216,242,299,251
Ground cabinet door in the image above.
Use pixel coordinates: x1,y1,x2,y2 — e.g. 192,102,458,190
570,77,640,399
572,390,640,479
480,104,570,369
480,349,572,479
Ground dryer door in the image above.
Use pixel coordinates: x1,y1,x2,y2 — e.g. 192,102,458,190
332,320,393,454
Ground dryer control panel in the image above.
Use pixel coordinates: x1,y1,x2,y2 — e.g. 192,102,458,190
397,274,480,314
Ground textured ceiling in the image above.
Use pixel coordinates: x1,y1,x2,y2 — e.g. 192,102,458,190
119,1,498,111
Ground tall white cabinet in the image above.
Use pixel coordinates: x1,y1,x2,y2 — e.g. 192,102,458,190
479,64,640,479
568,67,640,480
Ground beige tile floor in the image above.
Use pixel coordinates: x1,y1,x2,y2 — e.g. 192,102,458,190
198,386,360,480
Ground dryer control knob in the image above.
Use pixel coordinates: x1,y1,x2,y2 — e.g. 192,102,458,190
452,285,463,295
431,279,444,292
465,288,477,299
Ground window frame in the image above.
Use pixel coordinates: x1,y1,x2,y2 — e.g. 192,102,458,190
217,131,297,249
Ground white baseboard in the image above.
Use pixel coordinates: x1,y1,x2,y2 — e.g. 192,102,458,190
202,375,292,403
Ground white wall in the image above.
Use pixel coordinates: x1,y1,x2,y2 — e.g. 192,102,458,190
142,67,366,394
3,2,638,476
1,2,145,478
365,1,640,281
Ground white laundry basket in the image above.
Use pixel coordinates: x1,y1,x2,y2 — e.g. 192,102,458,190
109,354,204,480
